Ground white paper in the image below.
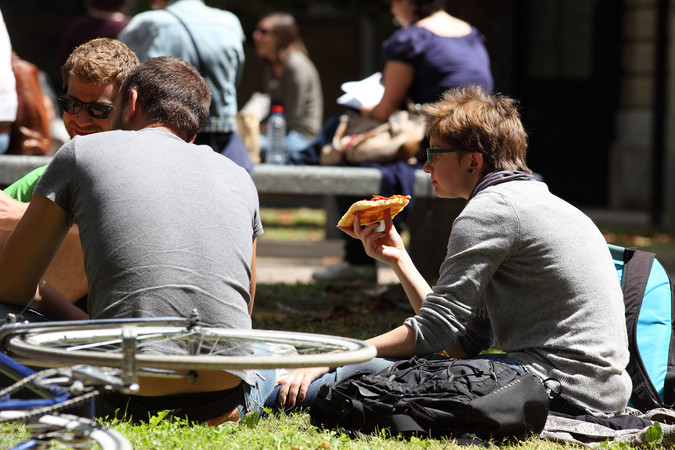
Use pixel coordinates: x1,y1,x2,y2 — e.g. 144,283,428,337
240,91,271,122
337,72,384,110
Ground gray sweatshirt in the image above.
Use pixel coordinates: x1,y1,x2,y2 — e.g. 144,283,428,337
405,180,632,413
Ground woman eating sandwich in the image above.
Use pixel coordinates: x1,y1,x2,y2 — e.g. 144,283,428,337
266,85,632,419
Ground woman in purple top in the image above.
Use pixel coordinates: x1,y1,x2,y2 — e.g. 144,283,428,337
365,0,493,122
313,0,495,283
384,17,492,104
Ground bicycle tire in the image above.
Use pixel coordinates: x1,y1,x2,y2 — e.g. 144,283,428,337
5,320,376,371
1,413,131,450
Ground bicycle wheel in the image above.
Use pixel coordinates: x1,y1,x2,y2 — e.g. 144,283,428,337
0,413,131,450
4,319,376,372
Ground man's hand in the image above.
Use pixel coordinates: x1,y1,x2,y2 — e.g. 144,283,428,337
274,366,330,408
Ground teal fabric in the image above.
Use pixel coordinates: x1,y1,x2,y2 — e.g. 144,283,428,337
638,258,671,398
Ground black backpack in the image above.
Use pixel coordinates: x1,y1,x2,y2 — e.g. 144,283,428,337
309,356,549,442
609,244,675,412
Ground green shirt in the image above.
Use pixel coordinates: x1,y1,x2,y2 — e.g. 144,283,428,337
4,165,47,201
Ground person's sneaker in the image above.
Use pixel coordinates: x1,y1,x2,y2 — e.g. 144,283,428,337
312,262,377,283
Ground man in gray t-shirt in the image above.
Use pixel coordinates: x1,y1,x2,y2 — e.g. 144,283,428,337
0,56,271,424
35,128,261,365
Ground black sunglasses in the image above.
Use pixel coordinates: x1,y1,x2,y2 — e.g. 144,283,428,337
58,96,114,119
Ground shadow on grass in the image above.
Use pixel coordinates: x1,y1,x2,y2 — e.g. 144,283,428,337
253,282,414,340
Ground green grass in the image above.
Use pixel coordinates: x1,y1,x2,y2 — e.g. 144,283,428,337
113,411,583,449
73,209,675,447
259,207,326,242
253,282,413,340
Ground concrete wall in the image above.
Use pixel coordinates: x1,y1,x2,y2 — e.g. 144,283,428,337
666,1,675,230
611,0,657,210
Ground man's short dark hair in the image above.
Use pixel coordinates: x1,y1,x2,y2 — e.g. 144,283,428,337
118,56,211,141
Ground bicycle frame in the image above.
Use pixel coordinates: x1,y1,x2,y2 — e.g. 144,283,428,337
0,351,72,411
0,315,154,417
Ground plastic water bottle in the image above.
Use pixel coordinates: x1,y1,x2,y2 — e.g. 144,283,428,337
267,105,287,165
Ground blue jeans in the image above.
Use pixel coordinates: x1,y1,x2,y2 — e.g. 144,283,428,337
240,344,278,419
241,370,277,418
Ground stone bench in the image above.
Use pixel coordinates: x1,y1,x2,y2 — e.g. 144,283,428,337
0,155,50,187
0,156,435,196
253,163,437,197
0,156,464,279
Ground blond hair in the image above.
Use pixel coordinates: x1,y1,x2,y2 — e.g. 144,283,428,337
61,38,139,91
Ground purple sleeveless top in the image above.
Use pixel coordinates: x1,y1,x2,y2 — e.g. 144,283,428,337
382,25,494,104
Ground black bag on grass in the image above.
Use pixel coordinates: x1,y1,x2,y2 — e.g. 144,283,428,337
309,356,549,441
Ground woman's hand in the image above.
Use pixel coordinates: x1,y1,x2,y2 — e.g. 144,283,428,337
338,209,406,267
274,366,329,408
340,208,432,314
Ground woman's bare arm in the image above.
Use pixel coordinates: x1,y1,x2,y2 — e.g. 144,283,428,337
363,61,415,121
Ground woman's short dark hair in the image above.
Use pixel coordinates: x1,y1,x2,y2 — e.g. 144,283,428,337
118,56,211,142
410,0,446,21
422,85,531,174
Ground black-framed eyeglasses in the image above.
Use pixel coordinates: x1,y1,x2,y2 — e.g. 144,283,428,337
426,148,461,163
58,96,114,120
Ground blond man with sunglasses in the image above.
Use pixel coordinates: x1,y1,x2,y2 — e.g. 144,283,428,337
0,38,138,314
6,38,138,201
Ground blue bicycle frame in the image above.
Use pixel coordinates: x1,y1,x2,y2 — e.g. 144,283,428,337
0,351,77,411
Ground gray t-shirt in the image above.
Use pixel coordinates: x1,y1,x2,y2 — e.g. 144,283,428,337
405,180,632,413
35,128,262,384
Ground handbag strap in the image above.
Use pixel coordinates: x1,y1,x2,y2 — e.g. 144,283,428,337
164,9,207,76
